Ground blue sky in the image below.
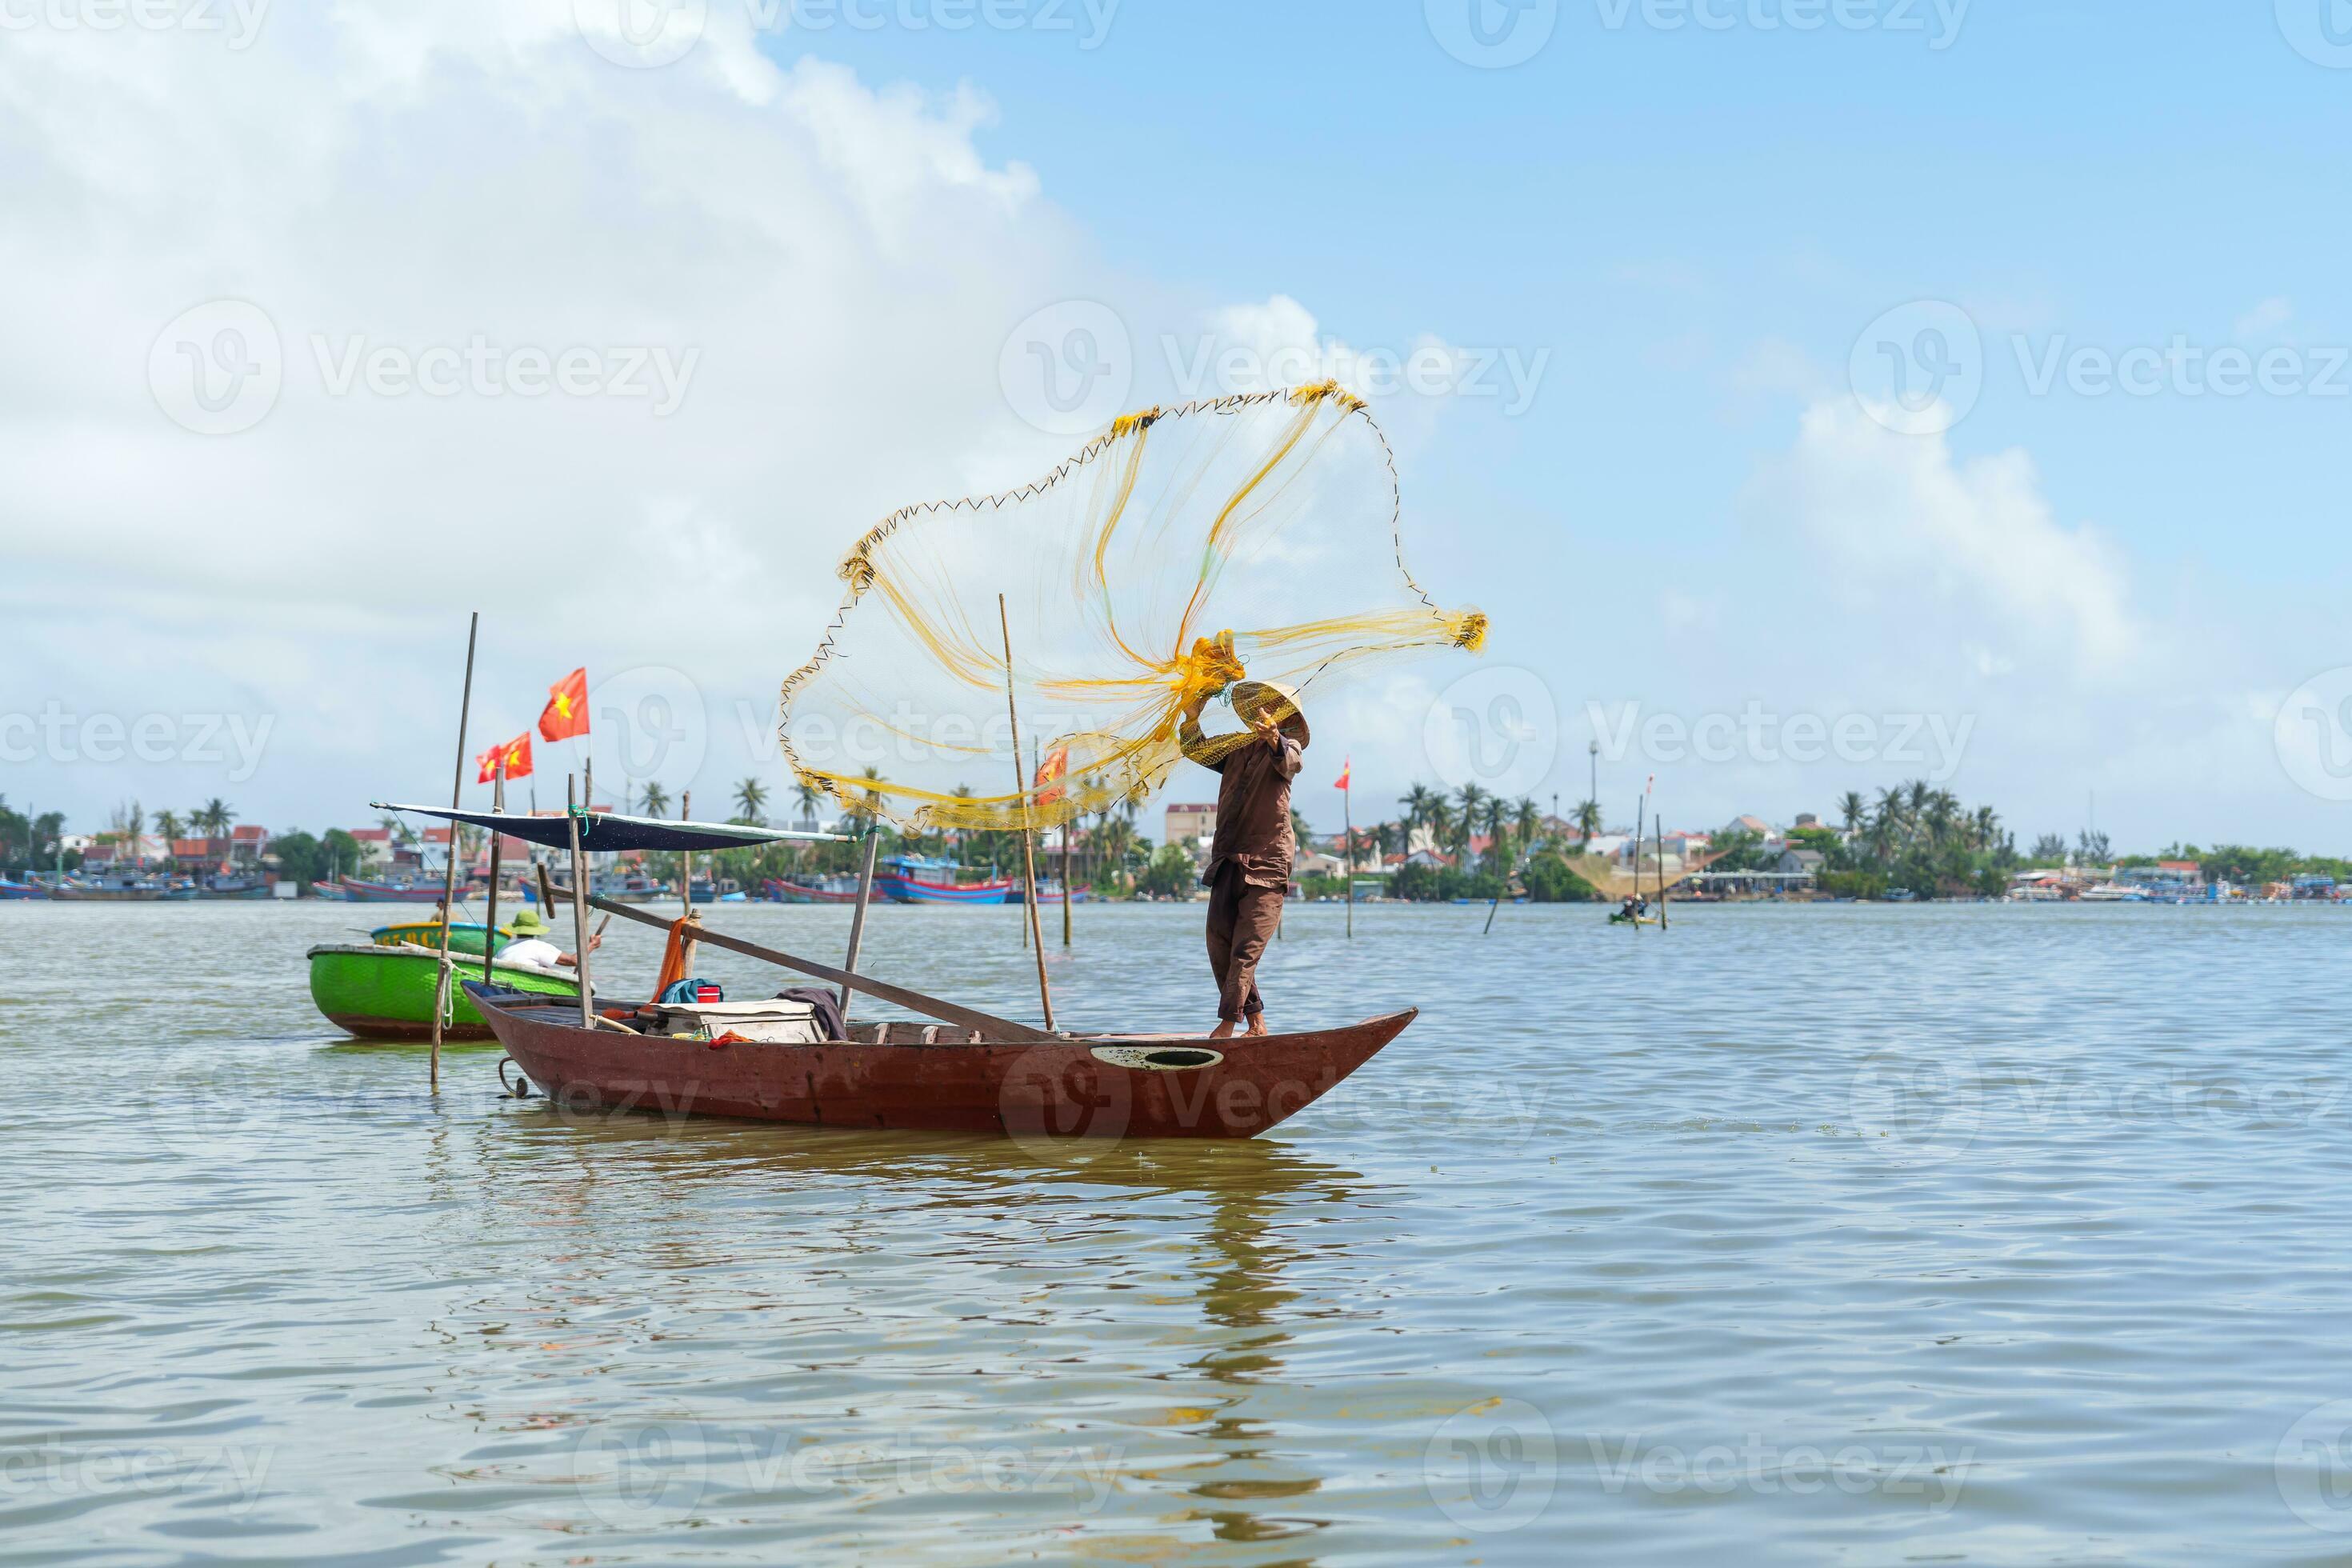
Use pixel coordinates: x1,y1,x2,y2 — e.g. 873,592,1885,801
3,0,2347,851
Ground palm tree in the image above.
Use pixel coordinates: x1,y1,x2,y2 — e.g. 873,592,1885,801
1482,795,1507,872
639,782,672,818
1838,790,1866,836
734,777,769,823
1454,783,1487,860
793,778,822,829
1972,804,2000,851
1424,798,1456,860
1574,798,1602,848
1401,784,1436,838
1905,778,1932,822
154,809,184,849
194,798,234,838
1514,796,1542,862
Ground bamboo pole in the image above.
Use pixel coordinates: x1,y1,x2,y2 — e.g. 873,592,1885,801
430,611,478,1092
998,594,1056,1031
550,877,1054,1042
838,826,880,1018
1658,814,1669,931
1060,794,1073,948
1342,773,1354,941
1632,792,1646,934
679,789,693,920
481,761,505,983
567,772,594,1030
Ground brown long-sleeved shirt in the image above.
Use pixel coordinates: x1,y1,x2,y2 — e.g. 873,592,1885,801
1178,714,1304,889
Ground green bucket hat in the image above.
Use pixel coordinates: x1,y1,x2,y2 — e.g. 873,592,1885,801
508,906,550,934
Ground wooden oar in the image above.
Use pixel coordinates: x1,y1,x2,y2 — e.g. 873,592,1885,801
545,882,1058,1044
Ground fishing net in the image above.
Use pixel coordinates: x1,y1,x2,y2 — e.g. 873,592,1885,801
1553,850,1720,901
779,383,1486,833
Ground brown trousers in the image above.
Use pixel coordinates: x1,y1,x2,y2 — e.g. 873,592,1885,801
1206,861,1284,1021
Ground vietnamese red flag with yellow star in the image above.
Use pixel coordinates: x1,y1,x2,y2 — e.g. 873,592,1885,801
538,667,589,742
1334,758,1350,791
1034,744,1070,809
477,733,533,783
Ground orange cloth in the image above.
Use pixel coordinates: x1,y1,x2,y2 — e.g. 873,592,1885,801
650,913,701,1002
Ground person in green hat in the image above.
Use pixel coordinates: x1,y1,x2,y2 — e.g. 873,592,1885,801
496,904,599,970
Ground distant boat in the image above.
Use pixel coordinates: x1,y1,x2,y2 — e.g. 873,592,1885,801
874,856,1016,905
0,878,48,900
327,876,450,904
50,874,168,902
196,873,274,900
766,875,865,904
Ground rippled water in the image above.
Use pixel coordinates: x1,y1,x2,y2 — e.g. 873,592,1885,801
6,898,2352,1565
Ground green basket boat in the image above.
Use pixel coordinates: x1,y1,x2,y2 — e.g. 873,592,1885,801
307,942,582,1042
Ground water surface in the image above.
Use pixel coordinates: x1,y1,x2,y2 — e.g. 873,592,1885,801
5,899,2350,1564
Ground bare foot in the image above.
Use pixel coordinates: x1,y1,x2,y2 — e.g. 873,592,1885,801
1246,1014,1270,1038
1209,1020,1238,1040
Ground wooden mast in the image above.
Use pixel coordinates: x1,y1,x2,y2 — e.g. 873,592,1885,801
481,759,505,984
429,611,478,1091
998,594,1056,1031
567,771,594,1030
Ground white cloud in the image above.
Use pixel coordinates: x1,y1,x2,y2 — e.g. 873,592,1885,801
2234,296,2294,340
1752,398,2141,676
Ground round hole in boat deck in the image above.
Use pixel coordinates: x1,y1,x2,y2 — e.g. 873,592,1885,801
1088,1045,1223,1071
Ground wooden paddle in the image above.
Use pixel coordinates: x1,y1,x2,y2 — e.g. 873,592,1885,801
544,882,1058,1044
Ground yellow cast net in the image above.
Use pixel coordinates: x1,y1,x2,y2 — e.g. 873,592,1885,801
779,383,1485,833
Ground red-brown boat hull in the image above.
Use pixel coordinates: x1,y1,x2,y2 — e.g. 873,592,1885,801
465,985,1413,1139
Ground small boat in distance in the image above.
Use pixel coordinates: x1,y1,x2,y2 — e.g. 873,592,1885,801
325,876,450,904
874,854,1017,905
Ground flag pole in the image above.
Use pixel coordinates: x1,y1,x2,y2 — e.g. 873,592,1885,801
998,594,1056,1030
482,759,506,985
430,611,478,1092
567,771,594,1030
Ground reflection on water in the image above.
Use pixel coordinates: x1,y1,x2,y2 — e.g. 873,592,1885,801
6,898,2352,1564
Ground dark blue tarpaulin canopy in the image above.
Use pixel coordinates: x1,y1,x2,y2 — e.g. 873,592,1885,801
373,802,853,853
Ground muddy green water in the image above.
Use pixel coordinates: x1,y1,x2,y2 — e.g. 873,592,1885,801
5,899,2350,1565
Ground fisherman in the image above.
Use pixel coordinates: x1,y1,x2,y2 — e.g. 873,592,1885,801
1178,679,1307,1038
494,906,600,970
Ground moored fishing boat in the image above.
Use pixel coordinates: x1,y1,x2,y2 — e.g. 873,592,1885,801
765,875,865,904
308,941,579,1041
467,981,1410,1138
874,855,1016,905
0,877,48,900
329,876,452,904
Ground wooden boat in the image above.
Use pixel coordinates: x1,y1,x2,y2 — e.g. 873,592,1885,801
765,875,865,904
308,942,579,1041
468,981,1412,1138
330,876,452,904
0,878,47,900
874,856,1017,905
